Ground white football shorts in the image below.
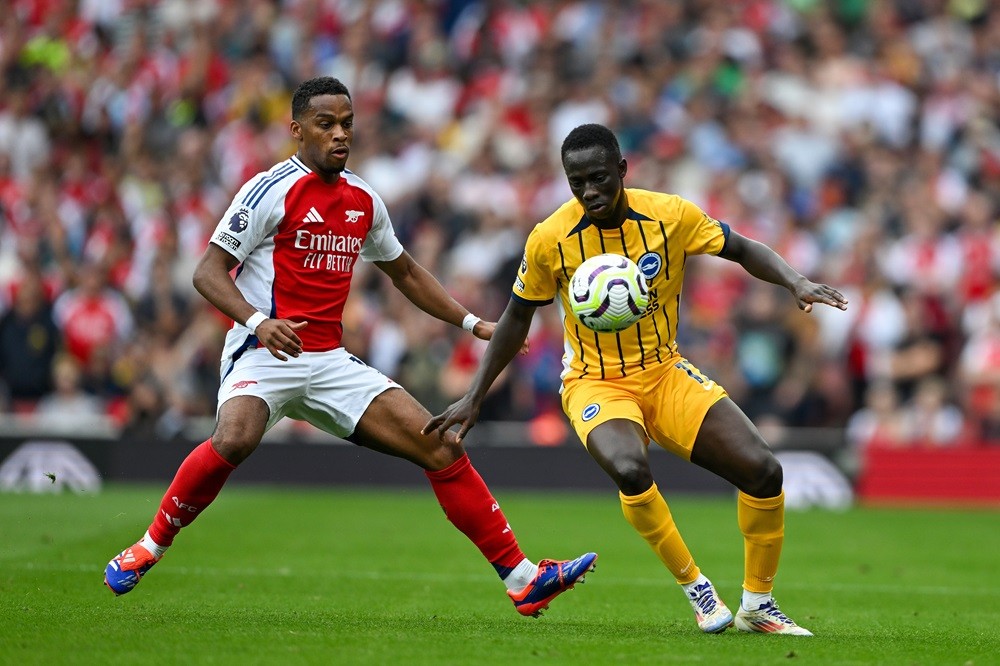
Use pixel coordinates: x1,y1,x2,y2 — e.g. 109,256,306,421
217,347,401,437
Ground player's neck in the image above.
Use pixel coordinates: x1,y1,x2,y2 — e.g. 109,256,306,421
295,152,343,184
590,218,624,230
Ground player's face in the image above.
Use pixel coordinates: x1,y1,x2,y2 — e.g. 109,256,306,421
563,146,627,224
291,94,354,177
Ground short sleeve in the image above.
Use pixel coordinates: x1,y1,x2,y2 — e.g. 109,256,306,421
210,175,282,262
679,198,729,256
359,190,404,263
512,224,556,305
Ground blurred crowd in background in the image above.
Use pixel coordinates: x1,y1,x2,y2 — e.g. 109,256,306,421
1,0,999,454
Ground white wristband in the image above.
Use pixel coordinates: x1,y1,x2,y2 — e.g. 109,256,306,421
462,313,482,333
245,312,268,334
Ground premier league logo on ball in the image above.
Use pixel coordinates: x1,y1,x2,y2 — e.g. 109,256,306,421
228,207,250,233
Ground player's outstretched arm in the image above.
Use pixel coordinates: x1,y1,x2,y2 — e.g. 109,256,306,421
718,230,848,313
375,250,478,327
423,299,536,442
374,250,526,350
193,244,307,361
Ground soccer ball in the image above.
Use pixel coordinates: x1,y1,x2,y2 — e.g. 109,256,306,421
569,253,649,332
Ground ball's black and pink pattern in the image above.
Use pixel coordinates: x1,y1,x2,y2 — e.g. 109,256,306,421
569,254,650,333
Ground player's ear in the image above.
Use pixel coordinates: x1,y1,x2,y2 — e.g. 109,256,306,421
618,158,627,180
290,119,303,141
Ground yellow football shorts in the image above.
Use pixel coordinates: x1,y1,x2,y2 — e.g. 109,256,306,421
561,357,728,460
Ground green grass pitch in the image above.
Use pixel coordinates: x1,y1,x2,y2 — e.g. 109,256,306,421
1,485,998,665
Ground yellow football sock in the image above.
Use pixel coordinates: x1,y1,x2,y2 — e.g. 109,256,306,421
738,490,785,594
620,484,700,585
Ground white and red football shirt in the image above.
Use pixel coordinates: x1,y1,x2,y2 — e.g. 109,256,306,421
209,155,403,375
52,288,134,366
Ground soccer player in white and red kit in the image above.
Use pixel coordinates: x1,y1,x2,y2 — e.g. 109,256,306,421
104,77,596,617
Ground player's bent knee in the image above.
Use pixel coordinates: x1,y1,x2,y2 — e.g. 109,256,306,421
611,457,654,496
742,454,783,498
419,436,466,472
212,396,268,465
210,426,263,466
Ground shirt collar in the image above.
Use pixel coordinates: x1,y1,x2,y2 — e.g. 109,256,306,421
566,207,653,237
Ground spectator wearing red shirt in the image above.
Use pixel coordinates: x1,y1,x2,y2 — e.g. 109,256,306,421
52,261,133,368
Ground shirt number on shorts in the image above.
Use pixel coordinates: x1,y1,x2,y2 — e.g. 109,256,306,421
675,360,714,390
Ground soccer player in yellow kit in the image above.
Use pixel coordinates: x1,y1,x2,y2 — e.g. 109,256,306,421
425,124,848,635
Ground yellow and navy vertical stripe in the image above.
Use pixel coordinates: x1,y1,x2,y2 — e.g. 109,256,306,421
512,188,729,380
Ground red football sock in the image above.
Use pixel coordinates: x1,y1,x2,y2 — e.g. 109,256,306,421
425,454,526,578
147,439,236,546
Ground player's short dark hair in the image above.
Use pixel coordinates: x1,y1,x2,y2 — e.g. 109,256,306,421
561,124,622,163
291,77,351,120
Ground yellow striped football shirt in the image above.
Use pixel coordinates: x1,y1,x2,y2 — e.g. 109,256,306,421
512,188,729,380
